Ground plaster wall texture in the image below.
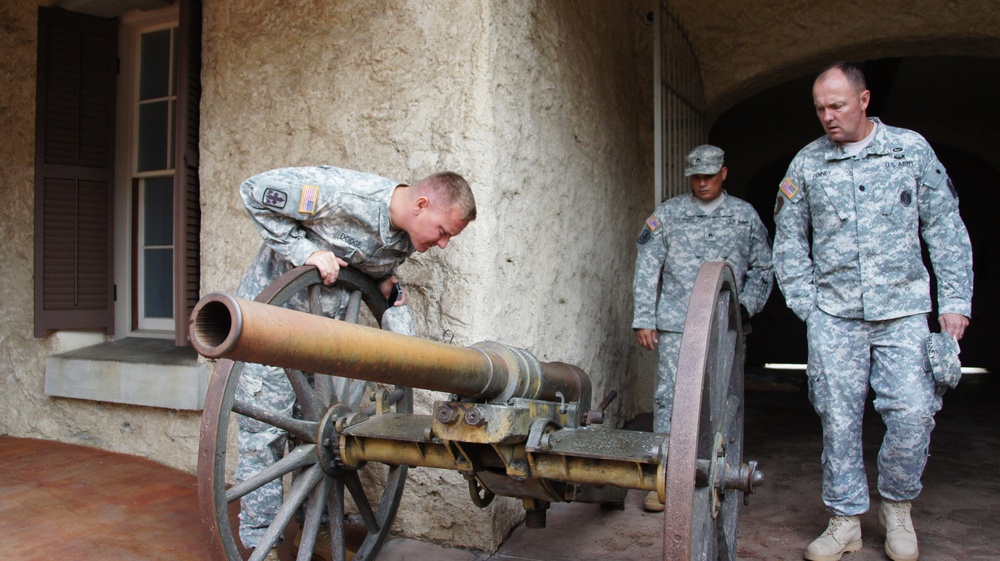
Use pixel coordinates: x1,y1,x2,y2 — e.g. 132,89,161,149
668,0,1000,120
198,0,653,549
0,0,205,475
199,0,516,548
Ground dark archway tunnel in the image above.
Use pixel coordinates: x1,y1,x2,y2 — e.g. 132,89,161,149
711,56,1000,370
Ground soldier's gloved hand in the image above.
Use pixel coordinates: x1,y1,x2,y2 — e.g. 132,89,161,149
305,250,349,285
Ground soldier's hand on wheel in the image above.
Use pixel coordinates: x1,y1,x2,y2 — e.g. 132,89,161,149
305,250,349,285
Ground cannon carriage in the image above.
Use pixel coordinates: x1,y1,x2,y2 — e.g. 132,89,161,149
190,262,763,561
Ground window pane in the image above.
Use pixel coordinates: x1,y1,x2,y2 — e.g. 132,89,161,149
137,101,168,171
139,29,171,100
169,98,176,169
171,27,178,97
144,176,173,246
143,248,174,318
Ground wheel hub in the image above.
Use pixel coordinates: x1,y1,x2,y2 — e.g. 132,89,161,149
317,403,355,476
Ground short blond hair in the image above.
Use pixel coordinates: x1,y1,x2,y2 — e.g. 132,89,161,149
418,172,477,221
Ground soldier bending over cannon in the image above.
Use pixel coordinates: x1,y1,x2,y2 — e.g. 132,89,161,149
233,165,476,559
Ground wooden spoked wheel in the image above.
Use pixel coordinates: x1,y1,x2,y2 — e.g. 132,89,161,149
197,266,413,561
663,262,761,561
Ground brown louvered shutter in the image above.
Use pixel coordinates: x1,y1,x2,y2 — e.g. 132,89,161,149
34,7,117,337
173,0,202,346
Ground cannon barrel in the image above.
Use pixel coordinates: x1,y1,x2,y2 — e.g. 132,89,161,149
189,291,592,407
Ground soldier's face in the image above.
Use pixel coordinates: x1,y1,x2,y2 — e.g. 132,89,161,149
409,202,469,252
689,167,727,202
813,69,871,143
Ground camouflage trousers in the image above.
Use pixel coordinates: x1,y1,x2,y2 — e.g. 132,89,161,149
805,308,941,517
235,303,414,548
653,332,683,435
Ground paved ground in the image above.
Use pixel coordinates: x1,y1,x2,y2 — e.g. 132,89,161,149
3,371,998,560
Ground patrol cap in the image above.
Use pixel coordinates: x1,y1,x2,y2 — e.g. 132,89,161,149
926,332,962,395
684,144,725,176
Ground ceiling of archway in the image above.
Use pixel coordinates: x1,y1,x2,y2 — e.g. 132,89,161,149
664,0,1000,120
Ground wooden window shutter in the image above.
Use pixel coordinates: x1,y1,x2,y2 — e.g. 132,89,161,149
34,7,117,338
173,0,202,346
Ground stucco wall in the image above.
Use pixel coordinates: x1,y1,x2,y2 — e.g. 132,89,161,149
198,0,653,549
0,0,205,474
2,0,649,552
485,0,654,421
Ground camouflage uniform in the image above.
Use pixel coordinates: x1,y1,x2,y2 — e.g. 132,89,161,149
633,192,773,434
772,118,973,516
234,166,416,546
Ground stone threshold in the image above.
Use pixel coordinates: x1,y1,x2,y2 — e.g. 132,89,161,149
45,337,210,410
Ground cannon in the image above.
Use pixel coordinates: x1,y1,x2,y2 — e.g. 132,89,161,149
191,262,763,561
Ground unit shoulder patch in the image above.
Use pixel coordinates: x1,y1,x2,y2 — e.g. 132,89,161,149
262,188,287,209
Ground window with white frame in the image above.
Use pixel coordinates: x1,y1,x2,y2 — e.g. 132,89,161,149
116,6,179,334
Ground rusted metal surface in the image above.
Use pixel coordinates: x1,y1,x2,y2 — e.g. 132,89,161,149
190,293,591,406
337,411,666,495
662,262,760,561
196,267,410,561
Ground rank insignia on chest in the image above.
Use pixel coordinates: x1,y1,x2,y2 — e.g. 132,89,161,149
299,185,320,214
779,177,799,200
262,188,287,208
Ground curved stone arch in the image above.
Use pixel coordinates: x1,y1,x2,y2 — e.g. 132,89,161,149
707,35,1000,122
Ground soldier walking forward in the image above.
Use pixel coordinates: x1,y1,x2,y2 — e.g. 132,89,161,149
632,145,773,512
772,62,973,561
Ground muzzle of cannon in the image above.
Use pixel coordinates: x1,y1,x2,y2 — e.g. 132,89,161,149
191,264,763,561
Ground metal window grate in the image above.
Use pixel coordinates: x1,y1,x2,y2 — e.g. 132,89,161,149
653,2,706,204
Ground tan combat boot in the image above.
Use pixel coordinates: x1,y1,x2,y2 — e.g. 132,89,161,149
879,499,919,561
804,515,862,561
642,490,664,512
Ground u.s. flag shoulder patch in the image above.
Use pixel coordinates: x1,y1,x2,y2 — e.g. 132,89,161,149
299,185,320,214
638,215,660,245
779,177,799,200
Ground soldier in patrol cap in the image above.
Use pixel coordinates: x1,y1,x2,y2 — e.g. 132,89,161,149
632,144,773,512
233,165,476,559
773,62,973,561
